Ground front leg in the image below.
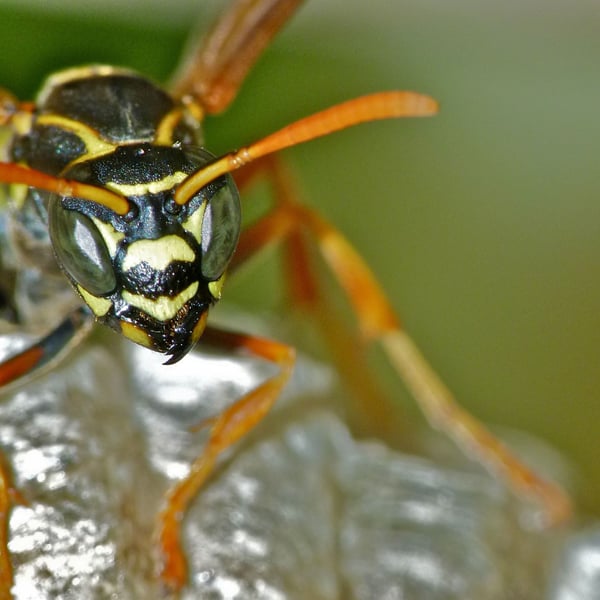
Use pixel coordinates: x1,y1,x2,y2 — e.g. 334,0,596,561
156,326,295,591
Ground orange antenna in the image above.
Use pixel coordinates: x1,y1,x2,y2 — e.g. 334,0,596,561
174,90,438,205
0,163,130,215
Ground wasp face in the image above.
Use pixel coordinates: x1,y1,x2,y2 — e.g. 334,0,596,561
48,145,241,362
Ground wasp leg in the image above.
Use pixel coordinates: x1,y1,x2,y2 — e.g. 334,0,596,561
0,307,94,598
156,327,295,591
0,88,34,127
171,0,304,114
233,157,404,437
0,455,25,600
0,306,94,389
0,458,16,600
231,156,572,527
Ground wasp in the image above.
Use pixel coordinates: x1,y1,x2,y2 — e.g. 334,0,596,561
0,0,570,595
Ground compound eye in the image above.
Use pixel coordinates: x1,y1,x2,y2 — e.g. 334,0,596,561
48,198,116,296
200,176,241,281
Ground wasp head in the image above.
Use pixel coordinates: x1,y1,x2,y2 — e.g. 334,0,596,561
48,145,241,362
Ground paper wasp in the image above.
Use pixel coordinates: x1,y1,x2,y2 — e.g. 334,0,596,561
0,0,569,596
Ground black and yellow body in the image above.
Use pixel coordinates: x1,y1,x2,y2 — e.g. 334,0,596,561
0,2,570,597
5,66,241,361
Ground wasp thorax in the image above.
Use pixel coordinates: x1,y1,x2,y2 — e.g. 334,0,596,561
48,145,241,361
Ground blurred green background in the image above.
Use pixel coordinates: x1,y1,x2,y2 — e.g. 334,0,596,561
0,0,597,515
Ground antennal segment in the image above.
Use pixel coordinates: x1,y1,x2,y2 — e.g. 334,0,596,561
0,163,130,215
174,90,438,205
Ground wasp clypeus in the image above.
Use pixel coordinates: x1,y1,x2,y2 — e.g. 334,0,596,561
0,0,570,596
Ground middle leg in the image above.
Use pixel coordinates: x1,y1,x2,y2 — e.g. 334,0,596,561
231,156,572,526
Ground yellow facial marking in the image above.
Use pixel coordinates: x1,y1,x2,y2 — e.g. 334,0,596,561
208,273,226,300
191,311,208,345
105,172,188,197
122,235,195,272
77,285,112,317
91,217,124,258
121,321,153,348
182,201,206,244
122,281,198,322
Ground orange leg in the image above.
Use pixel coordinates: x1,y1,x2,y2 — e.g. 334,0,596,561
172,0,303,114
0,307,94,389
0,460,13,600
0,307,93,599
171,0,305,114
0,461,25,600
232,157,572,527
156,326,295,591
235,157,404,437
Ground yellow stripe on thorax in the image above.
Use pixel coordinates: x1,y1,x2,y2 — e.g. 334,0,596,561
36,114,116,157
37,66,136,105
155,107,184,146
